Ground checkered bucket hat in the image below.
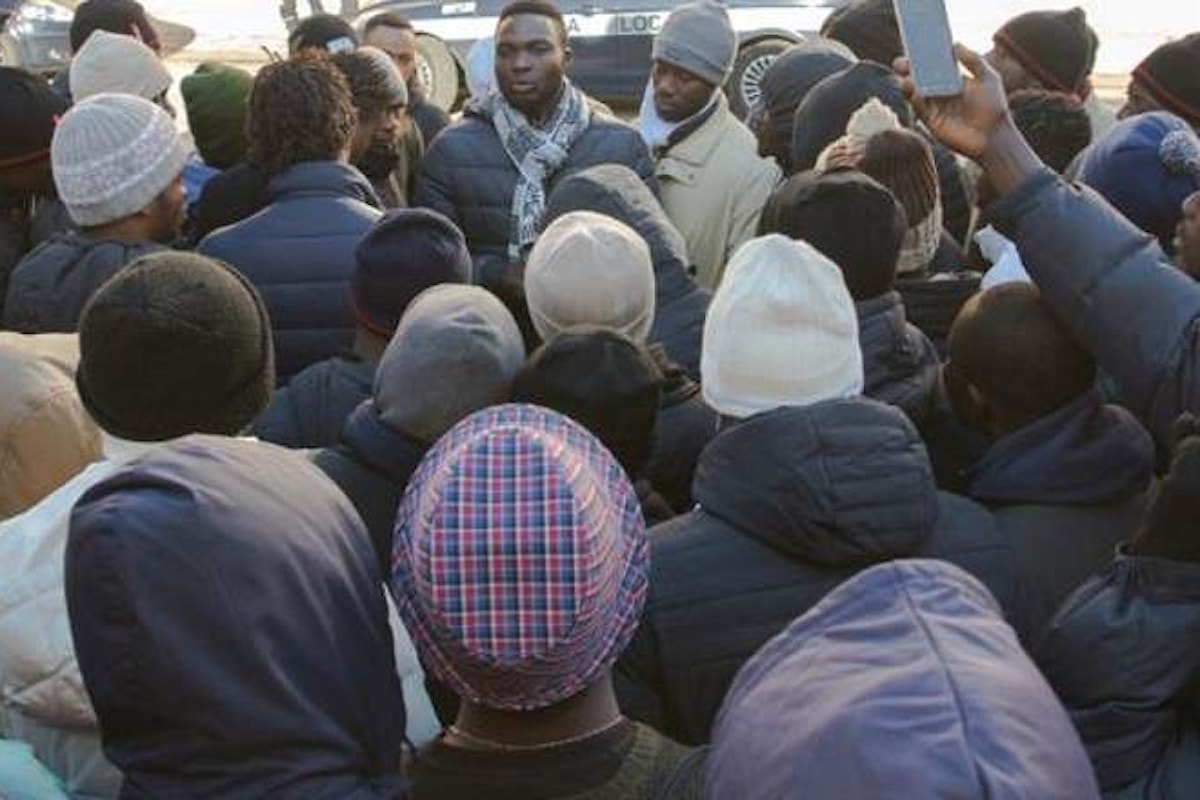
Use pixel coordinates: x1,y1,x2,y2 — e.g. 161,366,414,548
392,403,649,711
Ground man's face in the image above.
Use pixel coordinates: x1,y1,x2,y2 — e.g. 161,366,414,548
985,46,1038,94
495,14,570,123
1118,80,1159,120
365,24,419,84
148,174,185,242
351,105,405,164
1177,191,1200,279
652,60,714,123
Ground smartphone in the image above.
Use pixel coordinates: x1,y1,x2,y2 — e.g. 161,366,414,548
893,0,963,97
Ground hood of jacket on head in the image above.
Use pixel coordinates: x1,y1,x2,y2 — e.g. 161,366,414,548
758,38,857,171
64,436,406,798
693,398,937,566
968,388,1155,506
709,559,1099,800
790,61,912,175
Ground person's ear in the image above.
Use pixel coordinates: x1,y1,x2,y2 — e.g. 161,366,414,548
562,43,573,69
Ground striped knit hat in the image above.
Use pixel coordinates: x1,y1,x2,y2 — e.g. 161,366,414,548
392,403,649,711
51,93,188,227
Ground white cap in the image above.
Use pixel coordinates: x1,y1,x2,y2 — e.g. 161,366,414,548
525,210,656,344
51,94,188,227
702,234,864,418
69,30,172,102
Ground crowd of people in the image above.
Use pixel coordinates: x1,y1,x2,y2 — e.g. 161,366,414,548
1,0,1200,796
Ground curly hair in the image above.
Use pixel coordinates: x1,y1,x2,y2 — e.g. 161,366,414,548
331,50,401,120
247,55,356,176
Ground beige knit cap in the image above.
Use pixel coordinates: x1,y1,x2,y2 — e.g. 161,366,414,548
70,30,172,102
525,211,656,344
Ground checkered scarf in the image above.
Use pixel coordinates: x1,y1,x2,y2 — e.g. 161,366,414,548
392,403,648,711
479,84,592,261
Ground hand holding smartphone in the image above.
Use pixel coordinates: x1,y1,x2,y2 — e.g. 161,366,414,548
893,0,963,97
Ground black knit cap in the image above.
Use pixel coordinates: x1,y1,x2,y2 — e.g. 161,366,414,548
0,67,69,169
1133,33,1200,129
760,168,907,301
76,252,275,442
353,208,473,337
790,61,913,175
1132,414,1200,563
820,0,901,67
758,42,856,173
511,325,663,478
993,7,1092,96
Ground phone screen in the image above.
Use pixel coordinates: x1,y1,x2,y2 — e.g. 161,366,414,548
893,0,963,97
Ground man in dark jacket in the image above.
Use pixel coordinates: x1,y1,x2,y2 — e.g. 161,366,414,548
900,45,1200,448
512,327,674,524
1037,420,1200,797
332,48,413,209
414,0,657,301
523,204,715,512
946,283,1155,641
761,168,943,430
0,67,72,303
615,234,1012,745
4,93,187,332
313,285,525,571
255,208,471,449
65,437,407,798
198,57,380,383
362,11,451,148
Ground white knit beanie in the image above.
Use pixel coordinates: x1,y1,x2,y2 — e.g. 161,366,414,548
525,211,656,344
51,93,189,227
702,234,864,419
69,30,172,102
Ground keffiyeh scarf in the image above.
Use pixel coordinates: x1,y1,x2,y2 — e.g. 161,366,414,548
480,83,592,261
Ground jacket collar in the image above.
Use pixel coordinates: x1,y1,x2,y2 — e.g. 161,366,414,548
967,388,1155,506
341,401,428,483
266,161,382,208
655,93,732,177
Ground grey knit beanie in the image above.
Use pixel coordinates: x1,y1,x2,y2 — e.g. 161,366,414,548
375,285,526,443
51,93,188,227
652,1,737,87
69,29,172,102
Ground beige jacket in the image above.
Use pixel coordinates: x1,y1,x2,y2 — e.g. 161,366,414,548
0,335,101,519
656,95,782,290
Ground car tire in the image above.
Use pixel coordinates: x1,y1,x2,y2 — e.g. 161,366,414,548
417,34,461,112
726,38,791,120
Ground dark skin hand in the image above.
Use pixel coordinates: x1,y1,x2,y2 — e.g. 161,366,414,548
894,44,1043,198
652,60,714,123
495,14,572,127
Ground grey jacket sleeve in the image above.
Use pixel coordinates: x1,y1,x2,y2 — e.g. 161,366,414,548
991,169,1200,445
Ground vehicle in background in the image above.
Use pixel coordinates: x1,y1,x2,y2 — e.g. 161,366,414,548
351,0,849,116
0,0,194,75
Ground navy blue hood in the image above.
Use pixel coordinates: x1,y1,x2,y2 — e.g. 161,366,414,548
64,436,406,798
693,398,937,567
709,559,1099,799
856,291,941,425
968,388,1155,506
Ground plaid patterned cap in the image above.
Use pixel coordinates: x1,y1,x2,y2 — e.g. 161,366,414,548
393,404,649,711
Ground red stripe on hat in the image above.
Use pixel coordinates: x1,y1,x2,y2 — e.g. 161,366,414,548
993,31,1083,99
1134,66,1200,128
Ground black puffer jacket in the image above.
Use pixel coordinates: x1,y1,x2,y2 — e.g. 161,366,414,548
1038,553,1200,797
544,165,711,381
615,398,1014,745
3,233,163,332
414,109,657,295
254,354,375,449
857,291,942,428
